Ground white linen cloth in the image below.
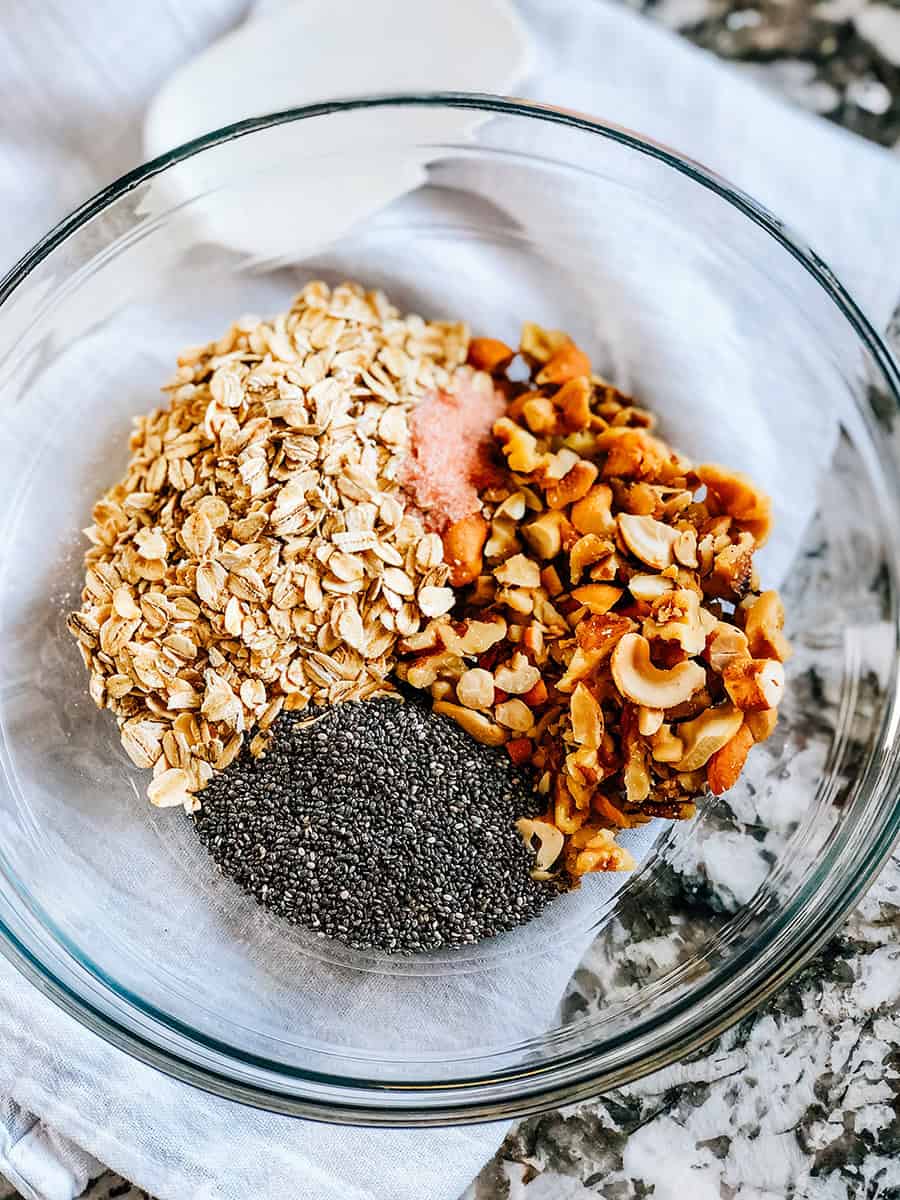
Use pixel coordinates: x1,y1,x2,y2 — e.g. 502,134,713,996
1,2,900,1199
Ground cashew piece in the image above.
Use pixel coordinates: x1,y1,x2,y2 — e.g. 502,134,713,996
442,514,489,587
522,511,566,560
638,706,664,736
628,573,675,602
723,658,785,712
516,818,565,875
611,632,706,709
495,698,533,732
570,682,604,747
494,652,541,695
743,590,792,662
456,668,495,710
674,704,744,772
650,723,684,763
705,621,750,673
494,553,541,589
433,701,507,746
617,513,680,569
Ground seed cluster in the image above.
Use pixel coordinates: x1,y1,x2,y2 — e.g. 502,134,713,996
193,696,564,953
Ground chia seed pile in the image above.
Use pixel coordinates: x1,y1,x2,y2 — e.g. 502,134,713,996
192,695,564,954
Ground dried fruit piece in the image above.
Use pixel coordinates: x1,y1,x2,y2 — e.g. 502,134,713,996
442,513,489,587
571,584,622,614
698,463,772,545
707,723,754,795
506,737,533,766
570,484,616,536
536,343,592,386
467,337,514,373
521,678,548,707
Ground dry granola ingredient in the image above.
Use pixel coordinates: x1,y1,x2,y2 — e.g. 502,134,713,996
67,281,469,807
398,323,790,881
403,371,506,529
193,695,564,953
68,280,789,904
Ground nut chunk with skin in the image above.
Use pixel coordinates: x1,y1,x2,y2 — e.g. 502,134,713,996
400,321,789,881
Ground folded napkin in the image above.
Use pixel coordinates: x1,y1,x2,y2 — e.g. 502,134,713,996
1,2,900,1200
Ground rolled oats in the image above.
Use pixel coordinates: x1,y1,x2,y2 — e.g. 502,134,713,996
68,281,467,808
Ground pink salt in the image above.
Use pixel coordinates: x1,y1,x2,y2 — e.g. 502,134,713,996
404,377,506,531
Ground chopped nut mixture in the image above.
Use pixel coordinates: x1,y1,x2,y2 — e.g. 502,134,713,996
397,324,791,881
67,282,467,809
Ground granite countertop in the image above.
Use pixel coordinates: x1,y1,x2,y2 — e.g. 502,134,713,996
3,4,899,1200
631,0,900,149
462,6,900,1198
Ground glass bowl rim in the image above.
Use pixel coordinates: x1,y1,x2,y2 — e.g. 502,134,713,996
1,91,899,1125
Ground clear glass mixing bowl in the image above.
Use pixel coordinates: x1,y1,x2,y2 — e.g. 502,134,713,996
0,95,898,1125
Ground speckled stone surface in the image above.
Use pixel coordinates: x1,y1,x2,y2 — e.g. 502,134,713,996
2,4,898,1199
456,5,900,1191
628,0,900,148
